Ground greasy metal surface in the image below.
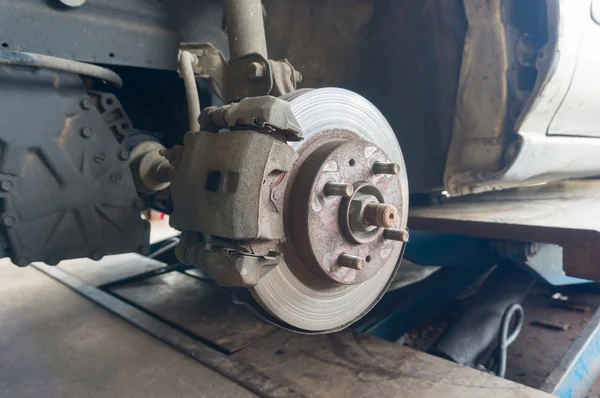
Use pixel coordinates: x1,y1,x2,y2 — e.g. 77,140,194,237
249,88,408,332
108,271,278,354
32,263,299,398
0,0,228,70
0,67,148,265
506,284,600,396
231,330,551,398
409,180,600,281
288,131,402,285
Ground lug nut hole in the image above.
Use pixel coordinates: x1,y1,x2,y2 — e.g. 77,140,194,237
366,255,372,263
348,159,355,166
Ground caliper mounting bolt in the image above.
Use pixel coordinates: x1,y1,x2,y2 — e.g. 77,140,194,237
337,253,365,270
324,182,354,197
373,162,400,175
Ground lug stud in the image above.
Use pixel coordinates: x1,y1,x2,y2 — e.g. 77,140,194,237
383,228,409,242
337,253,365,270
324,182,354,197
373,162,400,175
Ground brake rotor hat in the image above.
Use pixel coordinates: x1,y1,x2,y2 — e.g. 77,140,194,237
250,88,408,332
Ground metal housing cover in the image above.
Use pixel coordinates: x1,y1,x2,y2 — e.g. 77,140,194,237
0,66,149,265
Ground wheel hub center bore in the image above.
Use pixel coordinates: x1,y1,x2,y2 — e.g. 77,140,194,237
286,129,407,285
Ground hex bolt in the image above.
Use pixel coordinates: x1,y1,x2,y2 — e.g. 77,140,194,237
2,215,15,227
94,152,106,164
119,149,130,161
80,98,94,110
80,127,94,138
1,180,14,191
324,182,354,197
383,228,409,242
373,162,400,175
247,61,266,80
337,253,365,270
363,203,398,228
110,172,122,184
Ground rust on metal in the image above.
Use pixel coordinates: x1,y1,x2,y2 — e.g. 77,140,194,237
549,301,592,313
383,228,410,242
531,320,570,331
363,203,398,228
285,130,404,285
324,182,354,197
337,253,365,270
373,161,400,175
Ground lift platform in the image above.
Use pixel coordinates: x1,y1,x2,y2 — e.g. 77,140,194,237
31,236,600,398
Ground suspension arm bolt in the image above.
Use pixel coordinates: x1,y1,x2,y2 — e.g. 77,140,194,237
373,162,400,175
324,182,354,197
363,203,398,228
383,228,409,242
247,61,266,80
337,253,365,270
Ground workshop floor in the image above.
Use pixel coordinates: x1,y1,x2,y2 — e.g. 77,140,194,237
0,258,255,397
1,216,600,397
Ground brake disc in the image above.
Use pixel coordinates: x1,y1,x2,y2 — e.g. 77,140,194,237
249,88,409,332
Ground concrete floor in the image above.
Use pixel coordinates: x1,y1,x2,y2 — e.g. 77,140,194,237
3,223,600,397
0,260,255,398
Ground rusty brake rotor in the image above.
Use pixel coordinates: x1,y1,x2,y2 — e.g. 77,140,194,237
249,87,409,332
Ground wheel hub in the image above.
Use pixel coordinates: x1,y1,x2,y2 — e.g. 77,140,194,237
287,130,404,285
